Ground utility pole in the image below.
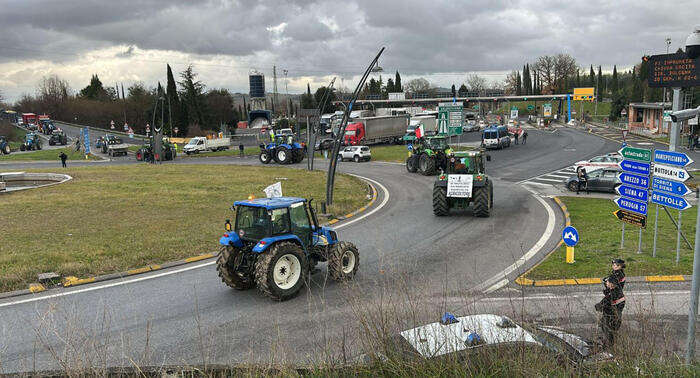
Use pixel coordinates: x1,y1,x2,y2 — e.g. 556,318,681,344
687,189,700,363
273,66,278,116
283,69,289,116
663,38,671,104
670,87,683,151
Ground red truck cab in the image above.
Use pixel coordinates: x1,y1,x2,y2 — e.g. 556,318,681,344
343,122,364,145
21,113,36,125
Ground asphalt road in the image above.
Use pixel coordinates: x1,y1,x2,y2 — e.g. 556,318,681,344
0,127,655,372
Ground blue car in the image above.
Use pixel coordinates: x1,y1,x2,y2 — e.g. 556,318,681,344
217,197,359,301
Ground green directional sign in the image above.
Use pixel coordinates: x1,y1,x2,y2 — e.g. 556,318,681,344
618,146,651,162
473,105,480,110
527,105,534,111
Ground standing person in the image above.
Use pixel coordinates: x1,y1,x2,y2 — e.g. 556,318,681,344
239,143,245,158
514,129,519,145
576,167,589,194
595,275,625,348
605,258,626,290
522,130,528,145
269,128,275,142
59,151,67,168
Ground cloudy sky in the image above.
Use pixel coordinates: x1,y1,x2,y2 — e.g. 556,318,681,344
0,0,698,102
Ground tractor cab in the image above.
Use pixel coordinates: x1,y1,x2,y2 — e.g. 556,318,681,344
445,151,489,175
217,196,359,301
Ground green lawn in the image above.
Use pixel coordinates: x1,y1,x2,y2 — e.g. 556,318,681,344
179,146,260,158
0,147,99,161
527,196,696,280
496,100,611,117
0,164,368,292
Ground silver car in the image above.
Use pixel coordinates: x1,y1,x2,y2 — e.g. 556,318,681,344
338,145,371,162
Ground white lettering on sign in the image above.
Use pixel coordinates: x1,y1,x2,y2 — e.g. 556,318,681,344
447,174,473,198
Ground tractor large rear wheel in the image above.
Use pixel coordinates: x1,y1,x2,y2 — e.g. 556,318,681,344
275,147,292,164
472,181,492,217
327,241,359,281
255,242,308,301
432,186,449,216
406,155,417,173
217,245,255,290
419,153,436,176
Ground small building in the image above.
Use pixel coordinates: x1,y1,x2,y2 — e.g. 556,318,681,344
628,102,670,134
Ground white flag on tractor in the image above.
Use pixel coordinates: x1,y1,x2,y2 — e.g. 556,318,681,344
264,182,283,198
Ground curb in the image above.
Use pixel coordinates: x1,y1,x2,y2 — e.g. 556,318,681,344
1,179,379,299
514,196,692,287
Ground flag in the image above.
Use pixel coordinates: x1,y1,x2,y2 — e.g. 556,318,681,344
415,124,424,139
264,182,283,198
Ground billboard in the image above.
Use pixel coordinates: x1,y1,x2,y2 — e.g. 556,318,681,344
647,52,700,88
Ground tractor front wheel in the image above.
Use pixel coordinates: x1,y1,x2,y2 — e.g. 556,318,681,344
259,150,271,164
473,181,492,217
406,155,417,173
433,186,449,216
255,242,308,301
217,245,255,290
327,241,359,281
419,153,436,176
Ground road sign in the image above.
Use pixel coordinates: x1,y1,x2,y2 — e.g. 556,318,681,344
652,176,691,196
82,127,91,154
615,196,648,215
473,105,479,110
510,107,518,119
527,105,534,111
613,209,647,228
618,146,651,162
439,104,464,136
618,159,651,176
651,191,692,211
618,172,649,189
652,163,689,182
647,52,700,88
622,129,629,140
573,87,595,101
616,184,649,202
110,120,115,130
562,226,579,247
653,149,694,167
543,103,552,117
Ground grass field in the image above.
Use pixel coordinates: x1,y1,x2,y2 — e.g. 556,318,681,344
527,196,696,280
0,164,368,292
0,147,99,161
496,100,612,118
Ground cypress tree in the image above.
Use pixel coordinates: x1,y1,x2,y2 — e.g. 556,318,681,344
516,72,522,96
395,71,402,92
589,65,595,87
611,65,619,95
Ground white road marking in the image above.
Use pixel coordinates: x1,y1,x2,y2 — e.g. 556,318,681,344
479,190,557,294
0,173,391,308
544,173,571,179
533,177,565,183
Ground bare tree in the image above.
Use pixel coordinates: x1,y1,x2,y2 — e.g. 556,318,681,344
404,78,431,94
466,74,487,94
504,71,519,95
36,75,71,118
533,54,578,94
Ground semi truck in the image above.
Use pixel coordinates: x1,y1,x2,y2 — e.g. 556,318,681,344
343,115,409,145
21,113,37,128
183,136,231,154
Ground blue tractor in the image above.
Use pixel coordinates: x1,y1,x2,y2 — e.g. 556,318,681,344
259,135,305,164
217,197,359,301
19,133,42,151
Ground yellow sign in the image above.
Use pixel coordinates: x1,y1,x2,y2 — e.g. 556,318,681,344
573,87,595,101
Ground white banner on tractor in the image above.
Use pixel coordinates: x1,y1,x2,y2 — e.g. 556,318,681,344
264,182,283,198
447,174,473,198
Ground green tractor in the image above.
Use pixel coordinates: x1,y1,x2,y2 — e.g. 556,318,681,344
406,135,451,176
432,150,493,217
136,138,177,161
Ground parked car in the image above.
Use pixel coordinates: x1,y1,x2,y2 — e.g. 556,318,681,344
482,125,511,149
464,121,480,132
338,145,371,162
366,313,612,366
314,137,335,151
574,154,622,170
566,167,621,193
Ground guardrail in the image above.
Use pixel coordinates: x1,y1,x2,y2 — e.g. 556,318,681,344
55,120,148,140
